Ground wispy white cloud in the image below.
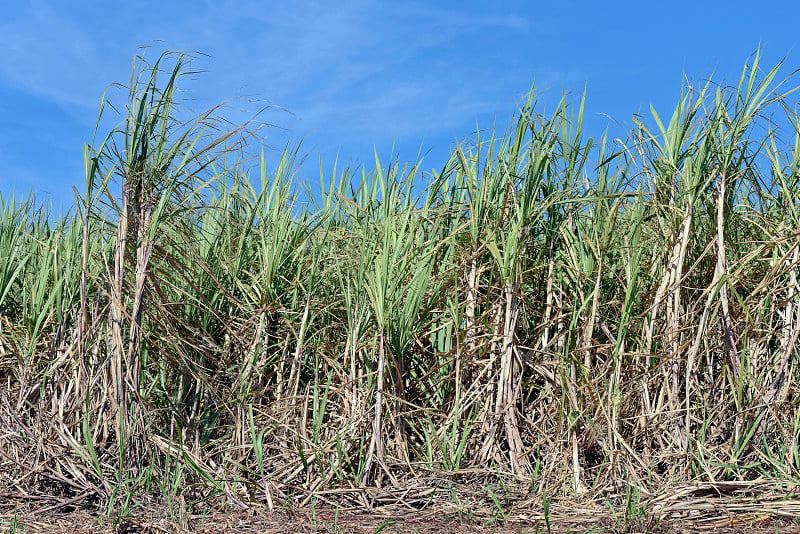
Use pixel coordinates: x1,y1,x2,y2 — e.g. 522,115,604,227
1,0,549,133
178,0,550,143
0,2,101,110
0,0,571,202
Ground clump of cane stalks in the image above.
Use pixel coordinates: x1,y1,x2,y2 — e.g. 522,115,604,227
2,49,800,520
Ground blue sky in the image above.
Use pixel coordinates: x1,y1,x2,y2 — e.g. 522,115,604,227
1,0,798,210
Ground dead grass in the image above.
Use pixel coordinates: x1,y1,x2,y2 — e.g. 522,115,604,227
2,507,799,534
3,481,800,533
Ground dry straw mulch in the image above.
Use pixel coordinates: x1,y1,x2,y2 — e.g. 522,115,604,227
3,480,800,533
